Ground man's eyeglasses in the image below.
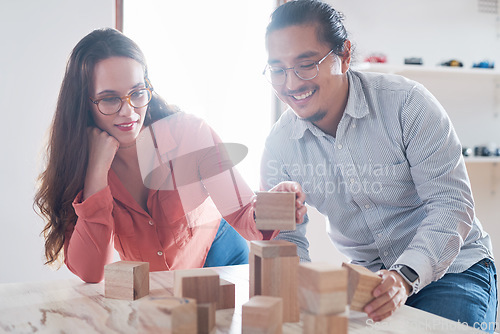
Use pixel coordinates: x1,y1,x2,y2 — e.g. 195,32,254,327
263,49,334,86
89,82,153,115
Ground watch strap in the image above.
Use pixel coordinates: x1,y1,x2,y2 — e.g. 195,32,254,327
391,265,420,296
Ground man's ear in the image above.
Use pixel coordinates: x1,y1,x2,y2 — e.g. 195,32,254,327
340,40,352,73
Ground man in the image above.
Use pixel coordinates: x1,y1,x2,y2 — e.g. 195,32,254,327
260,0,497,330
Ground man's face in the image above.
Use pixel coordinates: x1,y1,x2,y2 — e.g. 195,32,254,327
266,24,350,122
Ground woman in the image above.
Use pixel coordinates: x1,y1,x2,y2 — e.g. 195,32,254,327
34,28,306,283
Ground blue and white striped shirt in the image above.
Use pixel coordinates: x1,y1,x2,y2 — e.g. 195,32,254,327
260,69,493,292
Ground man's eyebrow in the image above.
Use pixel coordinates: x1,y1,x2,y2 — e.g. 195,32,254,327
268,51,321,65
296,51,321,60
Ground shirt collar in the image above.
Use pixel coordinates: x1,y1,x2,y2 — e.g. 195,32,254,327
289,115,327,139
344,70,370,119
288,69,370,140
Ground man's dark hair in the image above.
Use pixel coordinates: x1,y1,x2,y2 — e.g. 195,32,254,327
266,0,349,57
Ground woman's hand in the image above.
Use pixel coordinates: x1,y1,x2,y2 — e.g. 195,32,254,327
269,181,307,224
83,127,120,200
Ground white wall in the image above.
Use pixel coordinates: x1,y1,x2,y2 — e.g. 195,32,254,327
0,0,114,283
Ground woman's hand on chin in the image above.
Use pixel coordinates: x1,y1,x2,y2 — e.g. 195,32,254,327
83,127,120,200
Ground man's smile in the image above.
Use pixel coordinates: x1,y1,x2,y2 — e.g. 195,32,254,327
292,89,316,100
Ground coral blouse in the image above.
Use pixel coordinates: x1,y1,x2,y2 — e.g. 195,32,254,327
64,113,268,283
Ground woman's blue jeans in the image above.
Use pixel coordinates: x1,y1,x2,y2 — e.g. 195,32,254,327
203,218,249,267
406,258,498,333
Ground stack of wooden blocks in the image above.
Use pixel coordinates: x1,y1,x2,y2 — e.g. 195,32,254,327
242,192,299,333
103,261,237,333
243,239,299,333
173,268,237,333
297,262,383,333
298,263,348,334
102,192,386,333
173,268,219,334
248,240,300,321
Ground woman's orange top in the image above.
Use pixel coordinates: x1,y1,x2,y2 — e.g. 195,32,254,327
64,113,270,283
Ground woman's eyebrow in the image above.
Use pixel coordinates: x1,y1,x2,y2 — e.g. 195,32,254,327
95,82,145,97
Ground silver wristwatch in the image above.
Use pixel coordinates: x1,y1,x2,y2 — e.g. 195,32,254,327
391,265,419,295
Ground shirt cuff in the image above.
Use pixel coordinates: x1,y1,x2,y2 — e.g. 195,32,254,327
72,186,114,221
392,249,434,294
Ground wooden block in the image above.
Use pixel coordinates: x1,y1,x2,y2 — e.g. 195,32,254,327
197,302,216,334
250,240,297,258
249,240,300,323
303,312,348,334
255,192,295,231
137,296,197,334
173,268,219,303
216,278,235,310
242,296,283,334
342,262,382,312
298,263,347,314
104,261,149,300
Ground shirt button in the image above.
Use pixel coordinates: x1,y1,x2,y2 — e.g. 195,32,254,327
157,251,163,256
149,221,154,226
337,144,343,149
377,233,383,238
350,178,355,183
364,204,370,209
352,123,356,128
384,251,389,257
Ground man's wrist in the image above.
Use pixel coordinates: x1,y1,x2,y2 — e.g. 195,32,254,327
390,265,420,296
392,271,412,296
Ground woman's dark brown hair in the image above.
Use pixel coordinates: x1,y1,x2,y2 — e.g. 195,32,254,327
34,28,175,266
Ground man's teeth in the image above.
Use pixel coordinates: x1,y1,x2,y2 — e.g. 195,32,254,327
293,90,314,100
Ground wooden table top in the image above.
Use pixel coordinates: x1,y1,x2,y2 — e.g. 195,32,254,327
0,264,484,333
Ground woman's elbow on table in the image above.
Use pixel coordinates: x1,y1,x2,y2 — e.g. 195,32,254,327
65,261,105,283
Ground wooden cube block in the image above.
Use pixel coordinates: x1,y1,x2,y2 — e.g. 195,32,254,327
216,278,235,310
242,295,283,334
303,312,348,334
173,268,219,303
255,192,295,231
342,262,382,312
298,263,347,314
137,296,197,334
104,261,149,300
250,240,297,259
249,240,300,323
197,302,216,334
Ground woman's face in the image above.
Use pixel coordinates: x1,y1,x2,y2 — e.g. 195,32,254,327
90,56,148,147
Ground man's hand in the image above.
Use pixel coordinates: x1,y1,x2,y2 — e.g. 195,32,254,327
364,270,410,321
268,181,307,224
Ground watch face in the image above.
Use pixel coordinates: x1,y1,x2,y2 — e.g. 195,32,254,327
400,266,418,283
